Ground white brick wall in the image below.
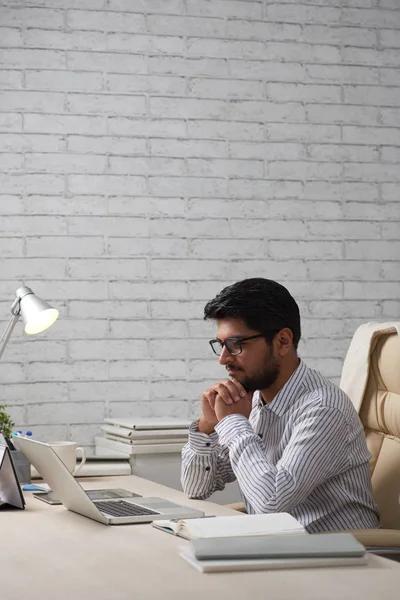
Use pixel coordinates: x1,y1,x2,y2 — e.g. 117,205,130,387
0,0,399,451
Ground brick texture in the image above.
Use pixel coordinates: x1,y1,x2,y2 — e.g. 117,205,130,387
0,0,399,451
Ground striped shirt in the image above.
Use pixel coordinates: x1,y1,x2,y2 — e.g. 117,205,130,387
181,360,380,532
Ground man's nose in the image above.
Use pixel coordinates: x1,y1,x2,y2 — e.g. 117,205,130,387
219,345,233,365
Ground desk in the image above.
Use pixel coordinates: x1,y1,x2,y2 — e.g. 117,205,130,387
3,475,400,600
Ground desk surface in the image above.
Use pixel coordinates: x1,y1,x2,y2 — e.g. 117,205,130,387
3,475,400,600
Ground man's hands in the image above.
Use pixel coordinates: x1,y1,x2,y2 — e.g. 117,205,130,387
214,391,253,421
198,379,253,434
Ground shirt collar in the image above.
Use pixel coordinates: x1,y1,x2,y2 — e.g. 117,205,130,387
254,360,307,417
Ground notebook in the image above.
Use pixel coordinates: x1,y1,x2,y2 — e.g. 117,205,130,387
152,512,305,540
180,532,367,573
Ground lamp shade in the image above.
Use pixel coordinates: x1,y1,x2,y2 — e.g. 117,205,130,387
16,286,59,335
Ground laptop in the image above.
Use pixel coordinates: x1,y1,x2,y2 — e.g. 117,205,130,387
14,436,204,525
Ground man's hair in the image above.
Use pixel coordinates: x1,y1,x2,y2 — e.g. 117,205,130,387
204,278,301,349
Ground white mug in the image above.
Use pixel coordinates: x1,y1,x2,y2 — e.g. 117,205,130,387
48,441,86,476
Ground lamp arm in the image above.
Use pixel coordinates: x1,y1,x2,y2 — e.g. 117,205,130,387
0,314,20,361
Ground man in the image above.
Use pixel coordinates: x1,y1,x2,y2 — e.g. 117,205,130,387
181,278,380,532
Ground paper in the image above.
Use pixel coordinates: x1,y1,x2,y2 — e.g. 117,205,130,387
22,483,51,492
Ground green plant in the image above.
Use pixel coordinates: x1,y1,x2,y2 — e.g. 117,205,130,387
0,404,14,439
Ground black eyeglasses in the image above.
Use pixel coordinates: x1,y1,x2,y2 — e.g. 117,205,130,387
209,334,266,357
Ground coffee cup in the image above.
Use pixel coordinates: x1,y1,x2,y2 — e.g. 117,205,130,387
48,441,86,475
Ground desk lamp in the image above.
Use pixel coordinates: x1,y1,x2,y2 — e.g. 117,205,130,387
0,286,59,360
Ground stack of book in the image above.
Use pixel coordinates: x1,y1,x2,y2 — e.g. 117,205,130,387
152,514,368,573
95,417,191,456
181,532,368,573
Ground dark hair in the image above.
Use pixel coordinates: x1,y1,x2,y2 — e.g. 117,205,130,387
204,278,301,350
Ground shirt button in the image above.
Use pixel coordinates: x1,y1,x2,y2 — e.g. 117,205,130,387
205,466,211,471
205,442,211,447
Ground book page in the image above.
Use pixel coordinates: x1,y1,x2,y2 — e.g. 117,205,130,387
152,519,180,535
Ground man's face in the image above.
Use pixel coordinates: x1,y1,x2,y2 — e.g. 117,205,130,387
215,318,280,392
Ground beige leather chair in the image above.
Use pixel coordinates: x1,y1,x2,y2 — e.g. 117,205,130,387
228,323,400,557
341,324,400,555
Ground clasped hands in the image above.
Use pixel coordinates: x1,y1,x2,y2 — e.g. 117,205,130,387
198,379,253,435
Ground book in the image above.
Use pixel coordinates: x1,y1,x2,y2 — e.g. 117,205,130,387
95,436,186,455
102,431,188,446
104,417,191,430
101,424,189,440
180,550,368,573
191,532,366,561
31,456,131,479
152,512,306,541
180,532,367,573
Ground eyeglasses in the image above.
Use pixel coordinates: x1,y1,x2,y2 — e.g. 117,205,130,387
209,334,266,356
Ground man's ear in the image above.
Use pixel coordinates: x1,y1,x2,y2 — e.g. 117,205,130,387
275,328,293,357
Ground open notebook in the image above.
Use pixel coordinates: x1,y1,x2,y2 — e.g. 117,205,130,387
152,512,305,541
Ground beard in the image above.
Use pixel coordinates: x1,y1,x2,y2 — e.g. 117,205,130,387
229,356,280,393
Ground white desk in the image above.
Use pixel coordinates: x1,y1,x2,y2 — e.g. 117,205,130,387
3,475,400,600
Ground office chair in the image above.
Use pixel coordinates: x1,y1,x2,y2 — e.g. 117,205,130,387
227,323,400,559
339,323,400,558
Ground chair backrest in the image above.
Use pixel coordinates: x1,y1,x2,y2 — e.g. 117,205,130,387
358,331,400,529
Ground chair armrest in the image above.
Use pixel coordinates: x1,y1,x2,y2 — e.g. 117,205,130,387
224,502,247,513
342,528,400,547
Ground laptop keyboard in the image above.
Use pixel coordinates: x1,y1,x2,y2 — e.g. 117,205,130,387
95,500,159,517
